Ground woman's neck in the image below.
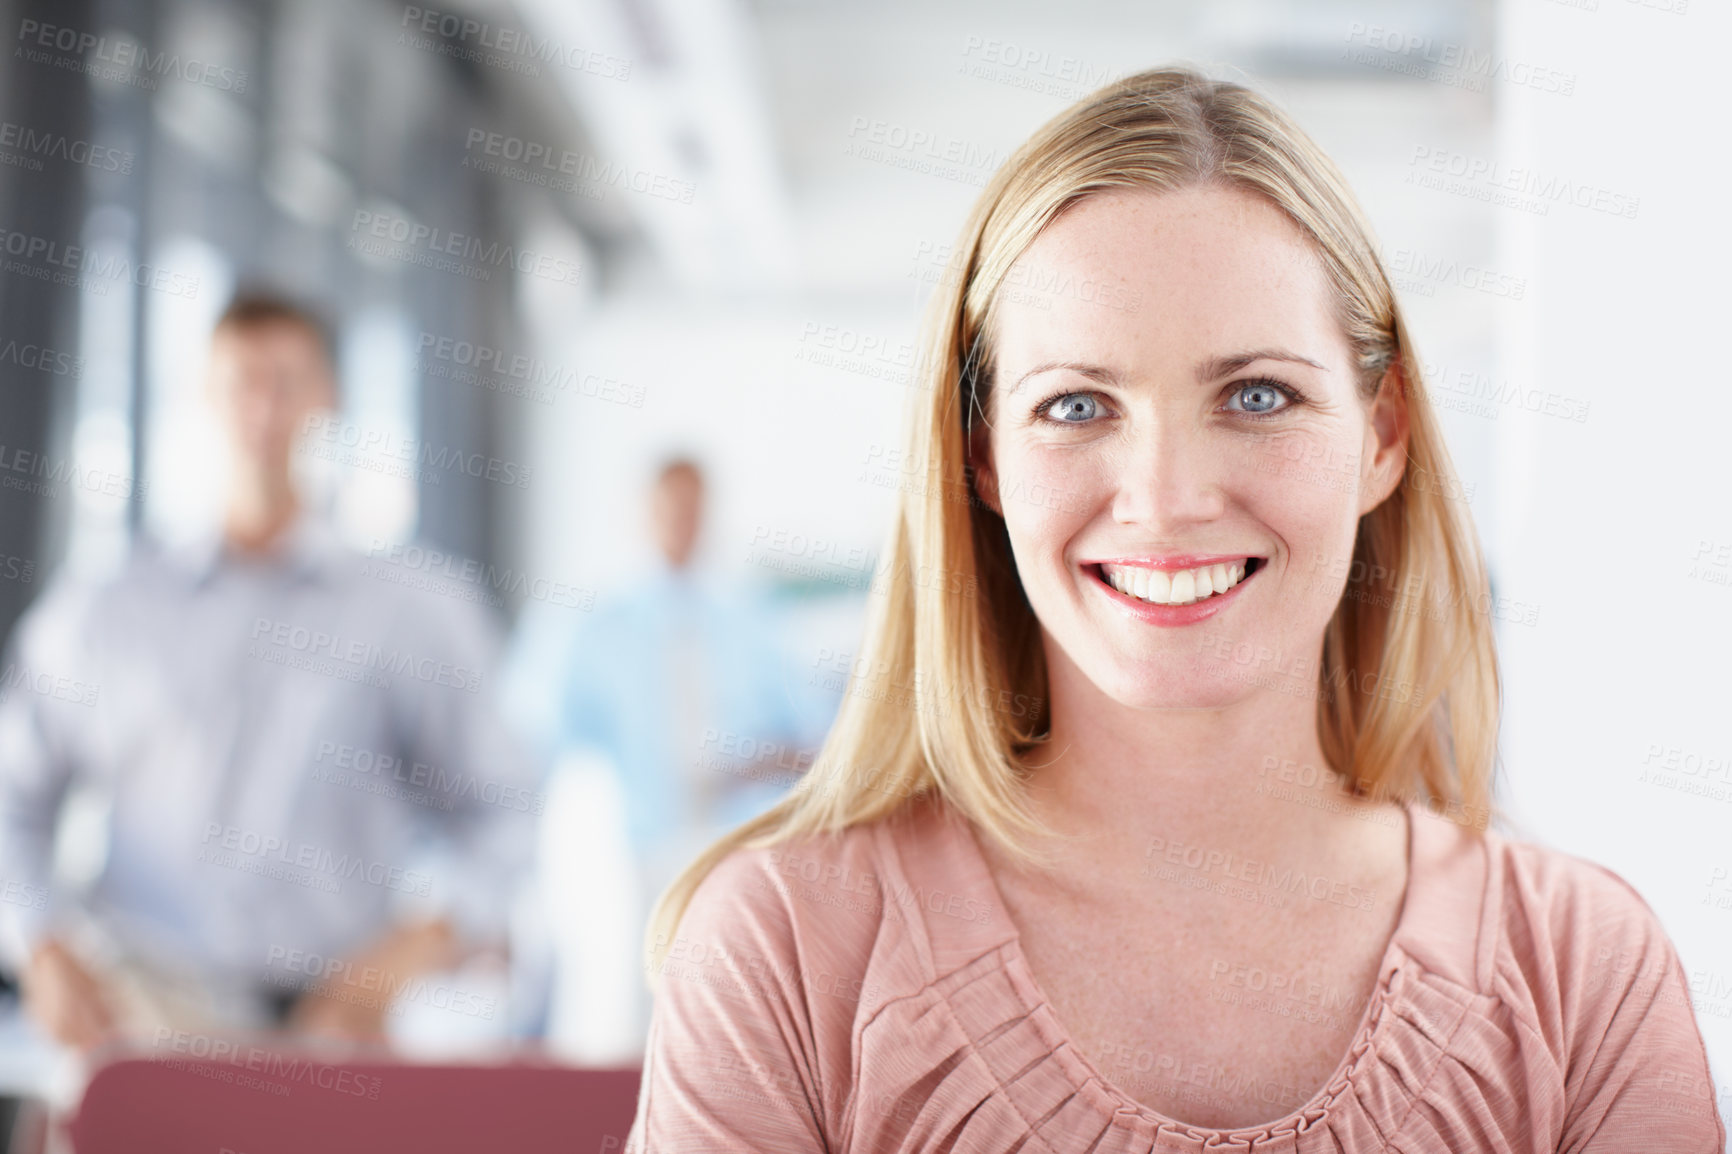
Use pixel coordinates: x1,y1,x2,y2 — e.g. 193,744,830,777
1019,642,1381,877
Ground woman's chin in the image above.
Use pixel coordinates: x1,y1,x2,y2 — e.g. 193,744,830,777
1099,669,1264,713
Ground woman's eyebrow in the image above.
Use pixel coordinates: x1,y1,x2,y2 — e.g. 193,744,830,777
1005,349,1327,397
1195,348,1328,382
1005,361,1120,396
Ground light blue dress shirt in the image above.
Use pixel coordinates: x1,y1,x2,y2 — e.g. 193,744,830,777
505,564,822,872
0,516,537,1010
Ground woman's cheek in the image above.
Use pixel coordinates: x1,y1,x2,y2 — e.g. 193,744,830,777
995,446,1098,586
1266,503,1362,639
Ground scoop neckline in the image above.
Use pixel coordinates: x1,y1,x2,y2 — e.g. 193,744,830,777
945,800,1420,1140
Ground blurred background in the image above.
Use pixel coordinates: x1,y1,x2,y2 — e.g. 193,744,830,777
0,0,1726,1142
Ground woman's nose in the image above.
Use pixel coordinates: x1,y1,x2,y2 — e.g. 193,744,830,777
1110,418,1226,530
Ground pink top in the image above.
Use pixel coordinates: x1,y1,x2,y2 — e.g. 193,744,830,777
625,795,1725,1152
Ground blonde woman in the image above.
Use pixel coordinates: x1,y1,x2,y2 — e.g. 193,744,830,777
624,68,1723,1152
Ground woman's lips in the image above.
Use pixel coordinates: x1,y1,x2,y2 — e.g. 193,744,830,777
1086,557,1264,624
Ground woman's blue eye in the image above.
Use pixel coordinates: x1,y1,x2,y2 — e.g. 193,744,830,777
1228,379,1292,415
1047,393,1098,422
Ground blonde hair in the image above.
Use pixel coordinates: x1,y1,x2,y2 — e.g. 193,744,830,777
644,65,1499,983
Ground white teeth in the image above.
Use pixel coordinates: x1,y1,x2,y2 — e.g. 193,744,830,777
1100,559,1252,607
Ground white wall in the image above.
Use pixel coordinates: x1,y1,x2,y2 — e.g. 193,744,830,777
514,293,912,597
1496,0,1732,1127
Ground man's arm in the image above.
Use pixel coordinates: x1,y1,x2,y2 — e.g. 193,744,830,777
0,580,113,1047
389,593,542,952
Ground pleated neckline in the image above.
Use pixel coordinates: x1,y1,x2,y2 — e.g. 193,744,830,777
929,800,1428,1144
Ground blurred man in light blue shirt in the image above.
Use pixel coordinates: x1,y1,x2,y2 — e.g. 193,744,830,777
514,460,818,902
0,293,536,1051
502,459,824,1053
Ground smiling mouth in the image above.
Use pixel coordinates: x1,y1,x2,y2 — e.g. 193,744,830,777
1091,558,1264,607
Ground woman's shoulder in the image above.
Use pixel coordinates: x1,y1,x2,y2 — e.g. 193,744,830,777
679,813,898,949
639,796,1016,1149
1412,810,1701,1057
1391,809,1721,1144
670,793,998,1010
1405,806,1677,981
1482,824,1678,988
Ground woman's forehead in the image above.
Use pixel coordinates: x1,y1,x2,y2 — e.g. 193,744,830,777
989,186,1347,380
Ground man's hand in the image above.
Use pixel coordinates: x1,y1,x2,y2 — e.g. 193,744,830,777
286,917,461,1042
22,937,116,1052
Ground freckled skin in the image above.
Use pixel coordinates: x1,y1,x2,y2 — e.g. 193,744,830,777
977,185,1390,711
970,185,1411,1130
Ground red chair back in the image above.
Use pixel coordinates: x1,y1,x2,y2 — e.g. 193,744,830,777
70,1052,639,1154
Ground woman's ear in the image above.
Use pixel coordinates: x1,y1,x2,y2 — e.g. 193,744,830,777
1358,362,1411,516
968,419,1003,516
